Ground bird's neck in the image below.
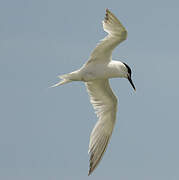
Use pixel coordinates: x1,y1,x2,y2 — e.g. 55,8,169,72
108,60,126,78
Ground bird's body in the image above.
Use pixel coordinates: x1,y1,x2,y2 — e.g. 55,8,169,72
52,9,136,175
65,60,127,82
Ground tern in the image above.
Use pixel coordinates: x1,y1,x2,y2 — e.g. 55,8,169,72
52,9,136,175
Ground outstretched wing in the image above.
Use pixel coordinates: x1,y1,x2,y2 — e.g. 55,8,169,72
85,80,118,175
86,9,127,65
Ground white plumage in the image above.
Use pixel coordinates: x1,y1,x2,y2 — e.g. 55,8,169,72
86,79,117,175
52,9,135,175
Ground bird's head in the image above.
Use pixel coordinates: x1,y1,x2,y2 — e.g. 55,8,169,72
122,62,136,91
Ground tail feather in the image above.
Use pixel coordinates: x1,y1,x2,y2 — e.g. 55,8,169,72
50,73,72,88
58,74,71,79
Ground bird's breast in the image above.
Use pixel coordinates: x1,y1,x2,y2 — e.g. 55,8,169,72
81,63,120,81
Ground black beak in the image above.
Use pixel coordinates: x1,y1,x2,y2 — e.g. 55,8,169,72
128,76,136,91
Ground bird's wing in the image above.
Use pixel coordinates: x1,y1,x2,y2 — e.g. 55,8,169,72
86,9,127,65
85,79,118,175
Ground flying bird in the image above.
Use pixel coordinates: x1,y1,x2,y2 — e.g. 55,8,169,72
52,9,136,175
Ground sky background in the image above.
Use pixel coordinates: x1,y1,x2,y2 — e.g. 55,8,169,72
0,0,179,179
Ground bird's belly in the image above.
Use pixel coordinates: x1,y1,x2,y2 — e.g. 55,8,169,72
81,65,113,82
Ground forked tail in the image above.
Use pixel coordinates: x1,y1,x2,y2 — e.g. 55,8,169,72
50,74,73,88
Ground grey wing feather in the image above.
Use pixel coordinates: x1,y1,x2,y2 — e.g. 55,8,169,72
86,80,117,175
86,9,127,65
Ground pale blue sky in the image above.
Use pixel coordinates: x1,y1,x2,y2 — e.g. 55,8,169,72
0,0,179,179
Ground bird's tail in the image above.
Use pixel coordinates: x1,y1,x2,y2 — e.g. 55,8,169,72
50,74,73,88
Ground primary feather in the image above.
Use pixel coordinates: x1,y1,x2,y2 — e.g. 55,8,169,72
86,80,117,175
86,8,127,65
